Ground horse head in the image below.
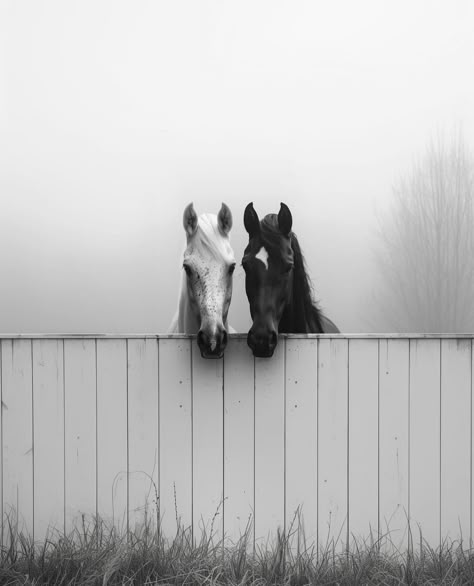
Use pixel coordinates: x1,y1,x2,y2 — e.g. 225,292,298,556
242,201,339,358
242,202,295,357
180,202,235,358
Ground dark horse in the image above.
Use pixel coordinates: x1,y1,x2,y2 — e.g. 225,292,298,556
242,202,339,357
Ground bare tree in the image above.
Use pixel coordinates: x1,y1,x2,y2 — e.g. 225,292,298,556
374,132,474,332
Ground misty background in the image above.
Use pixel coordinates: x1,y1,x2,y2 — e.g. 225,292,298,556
1,1,474,334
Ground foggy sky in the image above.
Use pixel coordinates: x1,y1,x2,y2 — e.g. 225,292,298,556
1,0,474,333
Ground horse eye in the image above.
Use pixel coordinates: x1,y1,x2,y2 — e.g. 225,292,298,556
228,263,236,275
183,264,192,277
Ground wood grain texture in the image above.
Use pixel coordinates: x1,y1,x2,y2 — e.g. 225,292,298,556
127,338,159,531
192,345,224,543
223,337,255,545
1,340,33,540
32,339,65,540
158,338,193,537
96,339,128,530
254,341,285,543
378,338,409,550
285,337,318,545
409,339,441,548
318,338,349,549
440,339,471,542
64,339,97,532
348,338,379,541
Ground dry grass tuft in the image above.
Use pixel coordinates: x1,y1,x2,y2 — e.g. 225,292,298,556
1,511,474,585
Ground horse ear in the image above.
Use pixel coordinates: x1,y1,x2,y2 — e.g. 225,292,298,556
217,202,233,236
244,202,260,238
278,202,292,236
183,202,198,237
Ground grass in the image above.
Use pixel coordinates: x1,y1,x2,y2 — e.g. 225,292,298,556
1,513,474,585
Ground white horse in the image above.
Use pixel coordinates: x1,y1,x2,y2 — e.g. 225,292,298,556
169,202,236,358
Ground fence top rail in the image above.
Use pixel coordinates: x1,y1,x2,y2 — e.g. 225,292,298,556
0,333,474,340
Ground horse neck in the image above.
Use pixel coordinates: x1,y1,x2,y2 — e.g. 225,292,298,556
278,301,297,333
279,283,309,333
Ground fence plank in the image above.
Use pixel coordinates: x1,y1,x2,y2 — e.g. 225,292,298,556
159,338,193,537
64,339,97,532
192,347,224,543
348,338,379,541
378,338,409,550
0,343,2,534
285,337,318,545
96,339,128,530
1,340,33,538
254,340,285,543
472,346,474,549
223,337,254,546
409,338,441,548
32,339,65,540
127,338,159,532
318,338,349,550
440,339,471,542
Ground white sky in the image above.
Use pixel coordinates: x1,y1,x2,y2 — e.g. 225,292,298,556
1,0,474,333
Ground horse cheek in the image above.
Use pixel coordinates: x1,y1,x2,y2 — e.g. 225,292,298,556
222,279,233,322
278,276,292,320
188,276,204,317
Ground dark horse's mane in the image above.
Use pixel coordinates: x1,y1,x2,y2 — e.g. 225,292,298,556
260,215,324,333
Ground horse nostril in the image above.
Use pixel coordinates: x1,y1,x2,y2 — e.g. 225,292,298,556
270,330,277,347
197,330,206,347
247,329,256,349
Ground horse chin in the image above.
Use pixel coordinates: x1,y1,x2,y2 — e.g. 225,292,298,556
200,349,224,359
252,347,275,358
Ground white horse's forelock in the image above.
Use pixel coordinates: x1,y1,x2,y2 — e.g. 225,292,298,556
188,213,234,262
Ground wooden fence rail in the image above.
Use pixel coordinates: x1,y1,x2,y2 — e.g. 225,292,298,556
0,334,472,550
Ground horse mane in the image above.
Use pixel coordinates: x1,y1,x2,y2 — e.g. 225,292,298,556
260,215,324,333
287,232,324,333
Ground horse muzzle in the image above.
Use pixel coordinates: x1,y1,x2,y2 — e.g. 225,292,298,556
247,327,278,358
197,328,228,359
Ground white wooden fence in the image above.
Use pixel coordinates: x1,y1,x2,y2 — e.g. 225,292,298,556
0,334,472,550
